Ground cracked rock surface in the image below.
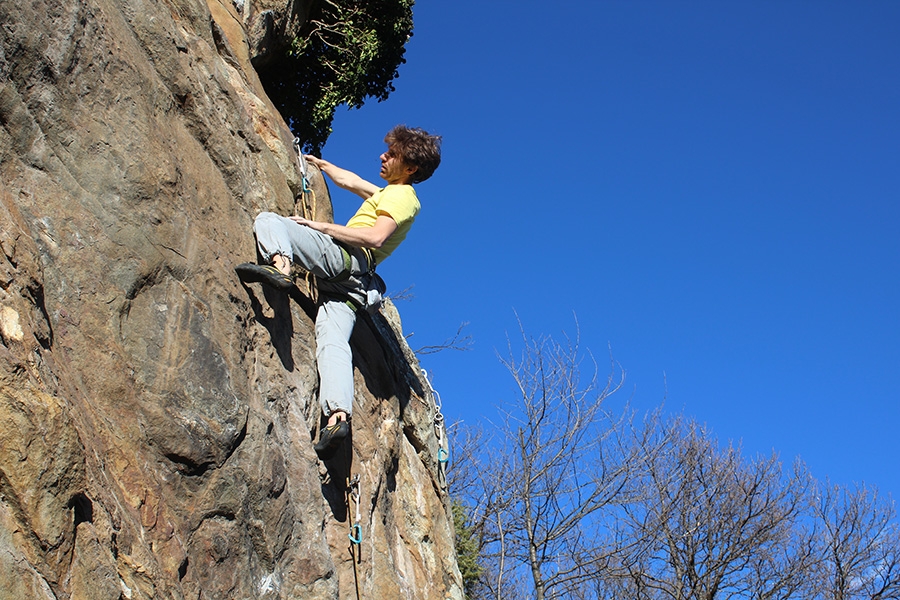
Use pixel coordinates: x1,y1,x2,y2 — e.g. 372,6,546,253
0,0,462,597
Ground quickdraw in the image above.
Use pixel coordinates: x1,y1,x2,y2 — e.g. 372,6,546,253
348,474,362,545
421,368,450,486
293,137,314,198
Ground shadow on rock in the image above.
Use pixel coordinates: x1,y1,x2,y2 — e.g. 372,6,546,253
353,310,424,418
321,432,353,522
237,273,319,372
238,280,295,371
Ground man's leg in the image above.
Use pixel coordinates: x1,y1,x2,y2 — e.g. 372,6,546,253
315,299,357,418
253,212,347,279
313,298,357,457
250,212,364,457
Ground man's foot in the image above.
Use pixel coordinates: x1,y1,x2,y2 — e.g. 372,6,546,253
314,420,350,460
235,263,294,290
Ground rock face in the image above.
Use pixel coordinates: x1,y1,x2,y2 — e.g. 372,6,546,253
0,0,463,598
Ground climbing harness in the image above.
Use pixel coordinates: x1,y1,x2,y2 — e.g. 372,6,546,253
348,473,362,546
329,243,375,285
421,368,450,488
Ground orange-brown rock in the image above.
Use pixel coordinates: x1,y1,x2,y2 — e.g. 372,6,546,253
0,0,462,597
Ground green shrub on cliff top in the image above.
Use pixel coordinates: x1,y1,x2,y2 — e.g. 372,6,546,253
259,0,414,153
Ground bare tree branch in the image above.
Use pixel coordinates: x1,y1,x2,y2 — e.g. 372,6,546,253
414,322,473,356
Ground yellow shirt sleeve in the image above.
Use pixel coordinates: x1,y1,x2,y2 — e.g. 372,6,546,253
346,185,420,263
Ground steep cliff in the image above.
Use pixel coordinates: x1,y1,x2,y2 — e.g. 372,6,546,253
0,0,463,598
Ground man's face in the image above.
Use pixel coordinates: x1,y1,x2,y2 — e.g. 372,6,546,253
379,147,415,185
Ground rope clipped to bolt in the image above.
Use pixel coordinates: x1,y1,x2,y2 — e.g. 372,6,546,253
347,473,363,599
421,368,450,488
348,473,362,545
293,138,319,302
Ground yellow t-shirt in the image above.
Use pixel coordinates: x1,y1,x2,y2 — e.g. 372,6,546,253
346,184,420,264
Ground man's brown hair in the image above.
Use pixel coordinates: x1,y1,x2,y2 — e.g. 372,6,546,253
385,125,442,184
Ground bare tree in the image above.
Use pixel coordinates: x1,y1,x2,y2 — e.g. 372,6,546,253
449,326,900,600
811,481,900,599
603,416,816,600
451,326,640,599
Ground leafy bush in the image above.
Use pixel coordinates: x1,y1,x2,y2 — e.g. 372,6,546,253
258,0,414,153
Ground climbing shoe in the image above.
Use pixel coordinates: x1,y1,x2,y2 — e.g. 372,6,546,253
235,263,293,290
314,420,350,459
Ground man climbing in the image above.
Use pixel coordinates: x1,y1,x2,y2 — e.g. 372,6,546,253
236,125,442,460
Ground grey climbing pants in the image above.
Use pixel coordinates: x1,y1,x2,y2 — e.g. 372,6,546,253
253,211,374,418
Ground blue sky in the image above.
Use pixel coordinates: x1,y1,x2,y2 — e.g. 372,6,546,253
319,1,899,498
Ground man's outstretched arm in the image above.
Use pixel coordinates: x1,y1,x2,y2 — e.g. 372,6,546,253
305,155,380,199
289,214,398,250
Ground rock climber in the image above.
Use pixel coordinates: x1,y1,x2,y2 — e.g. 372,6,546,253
236,125,442,460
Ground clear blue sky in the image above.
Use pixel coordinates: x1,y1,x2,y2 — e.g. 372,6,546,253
319,1,899,498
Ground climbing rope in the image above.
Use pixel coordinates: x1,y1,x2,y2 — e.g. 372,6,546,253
421,368,450,488
293,138,319,302
347,472,363,600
